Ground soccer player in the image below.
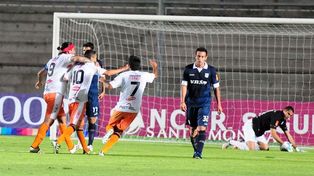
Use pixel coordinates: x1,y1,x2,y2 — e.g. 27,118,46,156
29,42,90,153
99,56,158,156
222,106,303,152
54,52,129,154
82,42,94,53
82,43,105,152
180,47,222,159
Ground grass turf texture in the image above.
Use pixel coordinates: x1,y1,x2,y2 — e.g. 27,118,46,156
0,135,313,176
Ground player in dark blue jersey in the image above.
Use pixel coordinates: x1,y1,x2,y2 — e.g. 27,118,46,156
180,47,222,159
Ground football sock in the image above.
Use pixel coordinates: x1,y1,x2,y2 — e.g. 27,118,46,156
101,133,120,154
190,136,196,152
195,131,206,155
57,125,75,150
77,129,89,153
230,140,249,150
88,123,96,146
59,123,67,134
31,123,49,148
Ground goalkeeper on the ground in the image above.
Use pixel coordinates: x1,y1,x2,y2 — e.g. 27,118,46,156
222,106,303,152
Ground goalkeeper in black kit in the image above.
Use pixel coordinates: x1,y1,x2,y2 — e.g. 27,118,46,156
222,106,303,152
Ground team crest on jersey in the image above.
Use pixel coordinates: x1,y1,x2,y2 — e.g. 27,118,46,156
204,73,209,78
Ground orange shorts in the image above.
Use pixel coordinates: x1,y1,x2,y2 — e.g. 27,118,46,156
68,102,86,128
107,110,137,132
44,93,65,120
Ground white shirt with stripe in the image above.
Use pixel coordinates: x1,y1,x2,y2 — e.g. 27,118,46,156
110,70,155,113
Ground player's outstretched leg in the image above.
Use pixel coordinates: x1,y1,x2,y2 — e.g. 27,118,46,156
55,125,75,153
102,128,114,144
99,133,120,156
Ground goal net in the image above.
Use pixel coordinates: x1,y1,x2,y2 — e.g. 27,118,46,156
53,13,314,146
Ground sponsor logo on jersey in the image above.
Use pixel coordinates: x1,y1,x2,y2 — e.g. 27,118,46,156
189,74,195,76
119,103,136,111
126,96,136,101
190,80,207,85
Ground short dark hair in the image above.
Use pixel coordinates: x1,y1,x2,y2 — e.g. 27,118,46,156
129,55,141,70
83,42,94,50
284,106,294,113
195,47,208,56
84,50,96,59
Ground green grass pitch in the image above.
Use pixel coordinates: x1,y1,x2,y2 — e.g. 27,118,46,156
0,135,313,176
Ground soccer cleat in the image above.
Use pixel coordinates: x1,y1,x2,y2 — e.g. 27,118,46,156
99,151,105,157
83,149,91,155
77,142,83,150
102,129,114,144
87,145,93,152
52,141,60,154
83,146,92,154
222,141,231,149
29,146,41,153
193,152,202,159
69,144,80,154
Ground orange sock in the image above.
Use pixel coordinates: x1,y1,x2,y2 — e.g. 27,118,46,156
77,130,89,153
57,126,75,150
31,123,49,148
59,124,67,134
101,134,119,154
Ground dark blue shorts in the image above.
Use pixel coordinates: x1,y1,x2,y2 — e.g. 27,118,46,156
185,106,210,127
86,92,99,118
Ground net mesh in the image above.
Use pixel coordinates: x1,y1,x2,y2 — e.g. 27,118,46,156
56,16,314,146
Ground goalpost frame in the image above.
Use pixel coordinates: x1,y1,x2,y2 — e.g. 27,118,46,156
52,12,314,58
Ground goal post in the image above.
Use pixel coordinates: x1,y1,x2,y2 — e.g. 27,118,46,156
52,12,314,146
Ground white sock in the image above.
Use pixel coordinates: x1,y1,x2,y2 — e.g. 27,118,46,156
230,140,249,150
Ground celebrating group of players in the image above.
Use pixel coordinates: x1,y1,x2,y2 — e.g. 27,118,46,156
29,42,157,156
29,43,302,158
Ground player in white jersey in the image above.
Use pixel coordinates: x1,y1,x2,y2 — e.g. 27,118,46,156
99,55,158,156
30,42,90,153
54,55,129,154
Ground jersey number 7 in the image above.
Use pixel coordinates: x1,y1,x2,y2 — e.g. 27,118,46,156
130,81,140,96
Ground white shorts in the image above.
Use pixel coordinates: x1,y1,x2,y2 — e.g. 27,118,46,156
242,119,267,144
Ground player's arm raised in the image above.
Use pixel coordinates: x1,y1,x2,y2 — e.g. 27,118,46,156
149,59,158,78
